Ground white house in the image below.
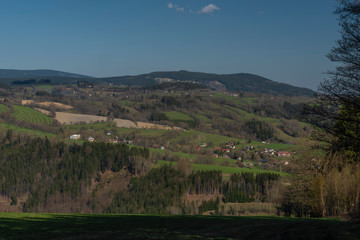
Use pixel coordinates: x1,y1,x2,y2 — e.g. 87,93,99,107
87,136,95,142
277,151,292,157
70,134,81,140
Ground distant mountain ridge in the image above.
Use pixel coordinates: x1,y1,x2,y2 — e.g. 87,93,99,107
97,70,315,96
0,69,315,96
0,69,91,79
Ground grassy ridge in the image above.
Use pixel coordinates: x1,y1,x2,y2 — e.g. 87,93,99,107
12,105,52,124
0,213,357,240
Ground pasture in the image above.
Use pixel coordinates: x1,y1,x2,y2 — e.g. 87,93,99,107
174,129,239,146
0,123,55,137
158,160,287,176
0,104,9,113
12,105,52,124
165,111,193,121
35,85,53,90
0,213,358,240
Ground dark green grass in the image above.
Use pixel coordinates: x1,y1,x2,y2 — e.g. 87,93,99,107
158,160,287,176
165,111,192,121
35,85,53,90
0,104,9,113
12,105,52,124
0,123,55,137
0,213,358,240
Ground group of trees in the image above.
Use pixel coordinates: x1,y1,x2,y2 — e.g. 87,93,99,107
0,130,281,214
0,132,150,212
281,0,360,218
106,166,281,215
310,0,360,159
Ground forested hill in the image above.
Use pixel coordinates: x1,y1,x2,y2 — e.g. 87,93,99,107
0,69,314,96
0,69,91,79
97,71,315,96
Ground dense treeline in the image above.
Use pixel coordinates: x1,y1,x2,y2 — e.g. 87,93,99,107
105,165,187,214
188,170,222,195
223,173,279,203
243,120,274,141
198,197,220,214
11,79,51,85
106,166,281,215
0,132,149,211
0,133,282,214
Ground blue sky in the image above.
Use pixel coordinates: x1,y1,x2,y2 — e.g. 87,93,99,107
0,0,340,89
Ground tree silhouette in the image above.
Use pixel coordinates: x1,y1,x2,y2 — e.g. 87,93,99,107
311,0,360,160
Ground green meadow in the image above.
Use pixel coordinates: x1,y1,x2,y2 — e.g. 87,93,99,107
0,123,55,137
165,111,193,121
0,213,358,240
0,104,9,113
158,160,287,176
35,85,53,90
12,105,52,124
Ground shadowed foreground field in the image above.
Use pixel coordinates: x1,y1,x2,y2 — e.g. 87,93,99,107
0,213,359,240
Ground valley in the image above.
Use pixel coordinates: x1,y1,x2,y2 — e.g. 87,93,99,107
0,75,312,216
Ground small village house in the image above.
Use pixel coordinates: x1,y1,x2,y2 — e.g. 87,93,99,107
70,134,81,140
87,136,95,142
277,151,292,157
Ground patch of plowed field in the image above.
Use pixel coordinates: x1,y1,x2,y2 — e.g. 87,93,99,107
37,102,73,110
55,112,182,130
22,100,73,110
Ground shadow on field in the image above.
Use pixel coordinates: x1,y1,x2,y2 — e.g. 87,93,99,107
0,214,359,240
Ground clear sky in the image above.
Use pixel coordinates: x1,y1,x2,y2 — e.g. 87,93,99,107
0,0,341,90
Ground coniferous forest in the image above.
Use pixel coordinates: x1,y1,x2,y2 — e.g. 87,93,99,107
0,130,281,214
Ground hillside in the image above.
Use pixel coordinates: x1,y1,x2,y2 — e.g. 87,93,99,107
0,69,314,96
0,69,91,79
96,70,315,96
0,82,312,215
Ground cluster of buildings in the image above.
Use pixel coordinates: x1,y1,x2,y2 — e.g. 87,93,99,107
70,134,95,142
69,133,134,145
210,141,293,162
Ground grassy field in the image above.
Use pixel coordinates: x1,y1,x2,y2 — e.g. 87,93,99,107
158,160,287,175
195,114,211,123
0,212,358,240
13,105,52,124
212,92,243,105
238,140,299,151
173,129,239,146
35,85,53,90
165,111,193,121
0,104,9,113
0,123,55,137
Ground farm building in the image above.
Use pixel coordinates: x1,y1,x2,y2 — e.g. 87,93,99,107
199,142,208,148
277,151,292,157
87,136,95,142
70,134,81,140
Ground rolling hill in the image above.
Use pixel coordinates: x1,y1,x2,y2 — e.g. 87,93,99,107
94,70,315,96
0,69,315,96
0,69,91,79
